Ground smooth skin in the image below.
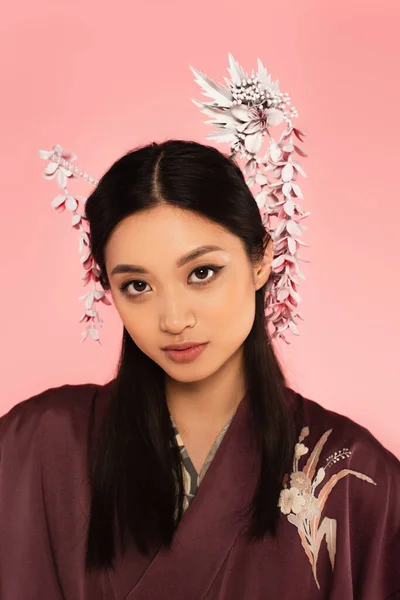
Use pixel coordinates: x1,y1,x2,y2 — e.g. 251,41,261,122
105,204,274,472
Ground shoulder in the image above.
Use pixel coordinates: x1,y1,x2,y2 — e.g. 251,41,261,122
286,387,400,498
0,379,116,450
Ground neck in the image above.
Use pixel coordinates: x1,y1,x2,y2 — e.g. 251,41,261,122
165,347,247,427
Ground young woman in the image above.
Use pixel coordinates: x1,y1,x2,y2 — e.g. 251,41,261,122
1,140,399,599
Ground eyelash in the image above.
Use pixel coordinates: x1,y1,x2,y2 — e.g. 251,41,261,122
119,264,225,299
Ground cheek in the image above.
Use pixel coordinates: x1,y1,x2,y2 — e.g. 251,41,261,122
215,283,257,339
113,299,154,350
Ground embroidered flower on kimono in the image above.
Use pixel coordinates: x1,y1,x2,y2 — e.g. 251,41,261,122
278,425,377,590
298,493,321,520
278,486,305,515
294,442,309,458
290,470,311,492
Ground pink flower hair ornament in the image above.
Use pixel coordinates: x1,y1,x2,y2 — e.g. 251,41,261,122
39,53,310,345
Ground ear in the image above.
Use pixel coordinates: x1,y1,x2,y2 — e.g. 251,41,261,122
253,236,274,291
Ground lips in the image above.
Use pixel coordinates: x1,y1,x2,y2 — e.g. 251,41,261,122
162,342,204,351
163,342,208,363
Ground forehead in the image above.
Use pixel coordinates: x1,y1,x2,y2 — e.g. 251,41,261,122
105,205,241,266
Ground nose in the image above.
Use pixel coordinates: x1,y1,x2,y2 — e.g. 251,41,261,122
159,290,196,333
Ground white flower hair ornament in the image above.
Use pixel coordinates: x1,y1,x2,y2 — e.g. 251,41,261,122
39,53,310,345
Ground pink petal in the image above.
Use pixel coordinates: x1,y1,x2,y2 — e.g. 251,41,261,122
271,255,285,268
293,128,306,141
294,145,308,157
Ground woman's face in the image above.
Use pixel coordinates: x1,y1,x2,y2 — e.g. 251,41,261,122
105,204,273,385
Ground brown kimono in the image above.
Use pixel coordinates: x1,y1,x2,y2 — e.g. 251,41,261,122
0,379,399,599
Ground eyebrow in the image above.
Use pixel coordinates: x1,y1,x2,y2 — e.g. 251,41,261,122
110,245,226,277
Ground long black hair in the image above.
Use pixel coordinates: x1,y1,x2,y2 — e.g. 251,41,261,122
84,139,296,571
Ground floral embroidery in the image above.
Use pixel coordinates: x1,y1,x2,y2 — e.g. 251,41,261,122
278,426,377,590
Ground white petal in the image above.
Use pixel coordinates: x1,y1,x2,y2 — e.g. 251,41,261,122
190,66,232,108
80,250,91,263
244,131,263,153
271,255,285,268
89,327,100,341
39,149,52,160
231,105,251,122
291,160,307,178
288,237,297,254
282,182,292,197
72,214,81,226
256,58,273,89
284,200,295,217
269,143,282,162
44,162,58,175
56,169,67,188
191,100,237,128
255,172,268,185
287,220,302,236
275,219,287,237
65,196,78,211
292,183,303,199
227,53,247,86
282,164,294,182
255,190,267,207
50,195,66,209
267,108,284,126
80,231,90,245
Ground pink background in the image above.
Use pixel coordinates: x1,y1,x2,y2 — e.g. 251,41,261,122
1,0,399,457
